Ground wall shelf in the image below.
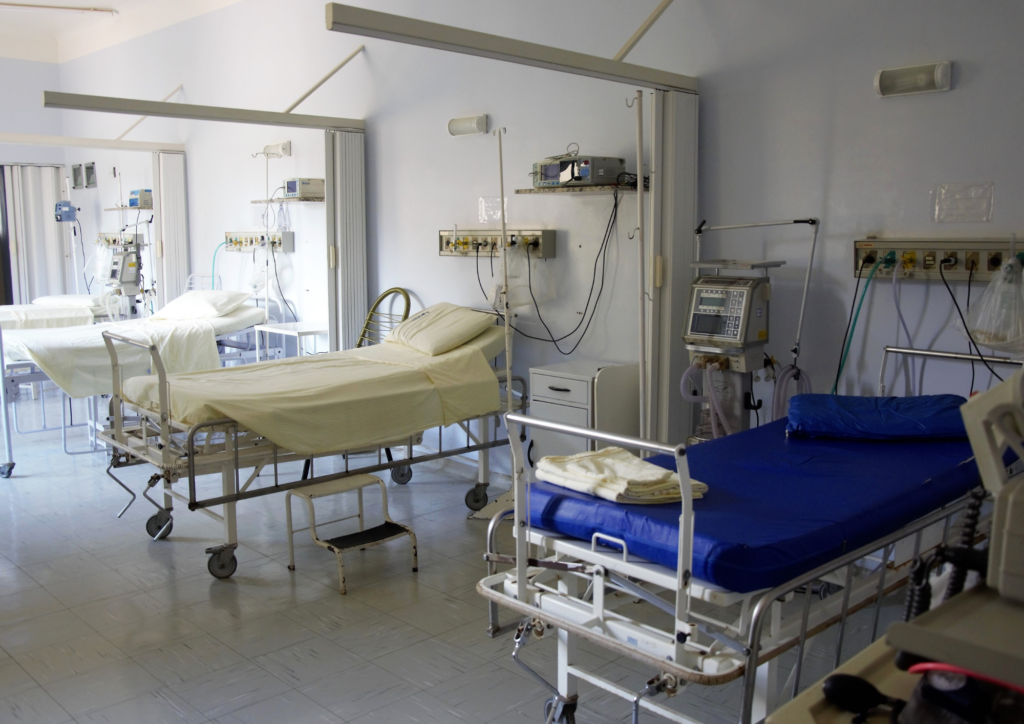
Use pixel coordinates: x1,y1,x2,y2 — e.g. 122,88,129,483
515,186,637,196
103,206,153,212
251,197,325,204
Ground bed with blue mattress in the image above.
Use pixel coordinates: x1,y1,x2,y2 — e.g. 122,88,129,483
528,419,981,593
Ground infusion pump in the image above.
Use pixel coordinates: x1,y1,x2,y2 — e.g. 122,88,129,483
683,276,770,371
108,245,141,295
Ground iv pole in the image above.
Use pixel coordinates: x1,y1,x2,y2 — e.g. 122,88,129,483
631,90,648,440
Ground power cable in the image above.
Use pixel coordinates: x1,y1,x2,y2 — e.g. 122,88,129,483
939,257,1003,383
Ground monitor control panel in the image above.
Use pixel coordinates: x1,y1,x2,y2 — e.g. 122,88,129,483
684,276,769,351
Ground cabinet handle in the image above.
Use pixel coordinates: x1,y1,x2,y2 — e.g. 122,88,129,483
548,385,571,392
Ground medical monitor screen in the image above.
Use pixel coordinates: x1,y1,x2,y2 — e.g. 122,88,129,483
691,313,728,336
540,164,560,182
700,296,725,308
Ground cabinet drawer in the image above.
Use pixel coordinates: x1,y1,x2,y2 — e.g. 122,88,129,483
532,373,590,406
530,400,591,459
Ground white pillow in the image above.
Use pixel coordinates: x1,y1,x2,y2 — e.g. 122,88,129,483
153,290,252,320
32,294,99,308
386,303,496,356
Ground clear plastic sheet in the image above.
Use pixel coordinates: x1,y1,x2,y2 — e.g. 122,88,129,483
963,255,1024,354
933,182,994,223
477,196,507,224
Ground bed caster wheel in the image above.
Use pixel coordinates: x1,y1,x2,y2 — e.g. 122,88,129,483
464,484,489,511
145,512,173,540
391,466,412,485
208,552,237,579
542,698,576,724
0,463,13,479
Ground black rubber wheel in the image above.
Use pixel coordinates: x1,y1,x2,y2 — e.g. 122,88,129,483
0,463,13,479
391,466,412,485
464,485,489,511
208,553,238,579
145,514,173,540
542,699,576,724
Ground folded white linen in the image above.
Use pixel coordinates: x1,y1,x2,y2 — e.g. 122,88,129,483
536,446,708,504
0,305,93,330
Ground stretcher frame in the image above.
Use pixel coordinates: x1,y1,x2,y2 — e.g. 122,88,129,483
97,331,523,578
477,412,980,724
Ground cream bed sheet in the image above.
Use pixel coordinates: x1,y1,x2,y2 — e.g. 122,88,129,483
0,305,94,330
122,328,504,455
3,305,265,398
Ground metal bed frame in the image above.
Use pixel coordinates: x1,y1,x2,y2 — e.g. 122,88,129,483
97,330,525,579
477,412,981,724
0,317,275,476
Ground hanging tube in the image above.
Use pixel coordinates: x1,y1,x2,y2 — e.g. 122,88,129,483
634,90,647,440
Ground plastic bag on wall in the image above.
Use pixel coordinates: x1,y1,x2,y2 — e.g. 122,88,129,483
962,255,1024,354
478,197,508,224
934,182,994,223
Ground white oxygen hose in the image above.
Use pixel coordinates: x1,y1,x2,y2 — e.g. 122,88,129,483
679,361,707,403
772,365,813,421
892,260,917,396
705,364,734,438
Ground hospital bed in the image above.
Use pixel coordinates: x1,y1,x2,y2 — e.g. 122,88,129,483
0,294,114,330
97,318,525,579
477,413,988,724
0,297,268,476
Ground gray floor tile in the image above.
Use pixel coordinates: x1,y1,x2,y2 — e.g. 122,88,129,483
21,552,111,587
388,593,487,636
211,612,318,658
170,661,290,719
75,689,207,724
348,573,443,612
0,685,73,723
0,658,37,698
42,569,139,609
43,658,163,717
431,661,550,723
374,637,487,689
299,661,419,720
349,690,474,724
322,611,430,660
14,634,125,685
71,591,171,630
133,635,246,686
0,587,66,628
95,613,202,657
214,689,343,724
283,597,380,635
0,610,94,656
0,567,42,598
252,635,361,687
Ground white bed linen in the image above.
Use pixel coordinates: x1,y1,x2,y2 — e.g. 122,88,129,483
0,305,94,330
123,331,503,455
3,305,265,398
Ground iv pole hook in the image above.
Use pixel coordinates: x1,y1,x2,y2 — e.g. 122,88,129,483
628,227,640,240
626,96,637,108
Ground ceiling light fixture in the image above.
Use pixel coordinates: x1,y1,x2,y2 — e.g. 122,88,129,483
0,2,116,15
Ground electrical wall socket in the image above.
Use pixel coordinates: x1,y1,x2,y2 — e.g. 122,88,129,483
438,229,555,258
224,231,294,253
854,239,1020,282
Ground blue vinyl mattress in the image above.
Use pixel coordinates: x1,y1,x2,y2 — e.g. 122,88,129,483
528,420,980,593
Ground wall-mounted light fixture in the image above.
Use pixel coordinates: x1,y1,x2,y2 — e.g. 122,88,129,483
447,115,488,136
875,61,951,97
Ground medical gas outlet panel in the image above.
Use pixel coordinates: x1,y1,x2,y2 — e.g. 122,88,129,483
224,231,295,253
854,239,1022,282
438,230,555,258
97,233,144,248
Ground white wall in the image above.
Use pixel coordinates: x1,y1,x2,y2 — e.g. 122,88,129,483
0,57,63,164
8,0,1024,425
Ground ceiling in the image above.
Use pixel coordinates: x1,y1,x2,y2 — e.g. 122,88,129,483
0,1,134,36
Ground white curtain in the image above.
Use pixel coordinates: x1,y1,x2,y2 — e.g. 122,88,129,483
3,165,69,304
328,130,367,351
153,152,190,306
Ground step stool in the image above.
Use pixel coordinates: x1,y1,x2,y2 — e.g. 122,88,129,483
285,473,417,594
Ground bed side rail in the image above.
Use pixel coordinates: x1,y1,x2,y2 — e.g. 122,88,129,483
501,411,694,652
101,331,172,463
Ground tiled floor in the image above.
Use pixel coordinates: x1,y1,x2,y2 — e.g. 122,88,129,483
0,397,907,723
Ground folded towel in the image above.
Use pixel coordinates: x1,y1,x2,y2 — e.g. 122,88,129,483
536,446,708,504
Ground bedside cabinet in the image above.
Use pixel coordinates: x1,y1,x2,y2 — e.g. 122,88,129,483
529,360,640,460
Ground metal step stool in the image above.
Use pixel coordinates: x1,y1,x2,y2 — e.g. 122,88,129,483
285,473,417,594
